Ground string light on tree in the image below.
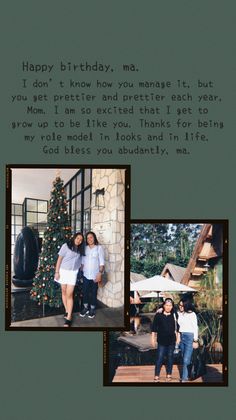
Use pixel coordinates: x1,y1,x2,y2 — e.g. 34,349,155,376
30,176,72,308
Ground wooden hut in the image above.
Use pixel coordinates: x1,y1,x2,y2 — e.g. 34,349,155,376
181,224,223,288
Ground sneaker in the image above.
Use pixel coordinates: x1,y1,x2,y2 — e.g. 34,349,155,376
80,307,89,317
88,309,96,319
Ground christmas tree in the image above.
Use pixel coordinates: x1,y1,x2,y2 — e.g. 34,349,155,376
30,176,72,307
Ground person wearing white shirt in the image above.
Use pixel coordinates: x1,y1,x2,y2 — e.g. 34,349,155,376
80,231,105,319
177,300,199,382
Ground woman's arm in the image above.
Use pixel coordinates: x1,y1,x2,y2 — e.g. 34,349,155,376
95,246,105,282
151,315,159,347
151,332,157,348
192,312,199,349
95,268,104,283
55,256,63,280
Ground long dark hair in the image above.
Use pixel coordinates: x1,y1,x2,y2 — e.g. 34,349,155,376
182,299,196,313
67,232,85,255
86,231,99,245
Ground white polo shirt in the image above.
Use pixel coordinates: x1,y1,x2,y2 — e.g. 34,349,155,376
82,245,105,280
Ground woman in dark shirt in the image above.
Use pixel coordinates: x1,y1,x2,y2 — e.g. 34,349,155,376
151,298,177,382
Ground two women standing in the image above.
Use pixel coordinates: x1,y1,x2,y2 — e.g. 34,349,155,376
151,297,199,382
55,231,104,326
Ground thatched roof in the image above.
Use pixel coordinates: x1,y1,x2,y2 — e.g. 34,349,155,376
161,263,186,283
130,272,146,283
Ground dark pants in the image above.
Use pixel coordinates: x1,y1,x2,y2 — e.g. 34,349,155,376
82,276,98,308
155,344,175,376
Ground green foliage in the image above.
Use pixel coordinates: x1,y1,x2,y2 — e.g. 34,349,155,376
131,257,168,279
197,310,223,350
195,267,223,311
130,257,145,274
142,259,165,277
141,300,158,313
131,223,170,261
131,223,201,277
30,177,72,308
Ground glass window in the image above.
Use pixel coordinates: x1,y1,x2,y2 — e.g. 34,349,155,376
71,214,76,230
11,200,49,261
15,216,23,225
84,169,91,187
76,212,81,232
38,213,47,223
84,189,91,209
76,172,81,191
65,169,92,234
71,198,76,214
27,212,38,223
14,204,23,215
84,210,91,232
27,199,37,211
71,178,76,197
65,185,69,201
76,194,81,212
15,225,22,235
38,200,47,213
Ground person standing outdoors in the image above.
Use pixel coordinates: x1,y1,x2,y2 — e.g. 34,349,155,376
55,232,84,327
151,298,178,382
80,231,105,319
177,300,199,382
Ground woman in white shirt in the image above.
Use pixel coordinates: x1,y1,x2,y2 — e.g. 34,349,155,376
177,300,199,382
80,231,105,319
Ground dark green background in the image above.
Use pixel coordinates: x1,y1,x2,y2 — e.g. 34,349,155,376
1,1,235,419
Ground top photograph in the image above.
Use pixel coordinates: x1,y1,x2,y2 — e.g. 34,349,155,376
6,164,130,331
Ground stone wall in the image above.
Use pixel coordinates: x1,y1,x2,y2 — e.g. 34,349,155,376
91,169,125,308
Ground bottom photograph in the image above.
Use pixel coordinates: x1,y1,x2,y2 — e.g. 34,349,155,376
104,221,228,386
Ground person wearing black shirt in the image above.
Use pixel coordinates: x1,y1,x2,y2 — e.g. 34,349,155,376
151,298,178,382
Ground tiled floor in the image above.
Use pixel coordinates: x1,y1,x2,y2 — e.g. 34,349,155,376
10,307,124,329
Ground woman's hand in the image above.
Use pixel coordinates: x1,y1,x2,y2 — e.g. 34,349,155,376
176,333,181,345
95,272,102,283
193,341,199,349
55,256,63,281
151,337,156,348
156,307,163,314
55,272,60,281
151,333,157,348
